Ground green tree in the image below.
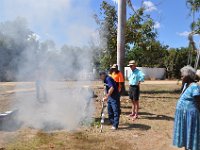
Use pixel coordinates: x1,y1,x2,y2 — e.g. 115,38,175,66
95,1,158,70
187,0,200,15
164,48,177,79
126,41,168,67
0,18,33,81
95,1,118,70
126,8,157,48
125,7,161,67
164,47,195,79
186,0,200,67
186,0,200,31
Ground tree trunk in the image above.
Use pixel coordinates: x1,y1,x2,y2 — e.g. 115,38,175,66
117,0,126,95
117,0,126,74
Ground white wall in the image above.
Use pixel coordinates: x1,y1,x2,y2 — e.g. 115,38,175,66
125,67,166,80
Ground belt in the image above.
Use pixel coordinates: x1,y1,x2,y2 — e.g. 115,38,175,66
130,85,139,87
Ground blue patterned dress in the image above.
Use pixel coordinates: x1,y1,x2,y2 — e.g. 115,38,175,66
173,83,200,150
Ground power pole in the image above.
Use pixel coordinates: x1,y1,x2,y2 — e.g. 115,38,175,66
117,0,126,95
117,0,126,75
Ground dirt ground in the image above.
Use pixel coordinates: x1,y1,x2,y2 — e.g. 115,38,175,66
0,81,185,150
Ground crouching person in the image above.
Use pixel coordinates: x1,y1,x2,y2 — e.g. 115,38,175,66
100,71,120,130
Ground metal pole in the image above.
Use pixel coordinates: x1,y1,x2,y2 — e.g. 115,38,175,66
195,48,200,70
117,0,126,75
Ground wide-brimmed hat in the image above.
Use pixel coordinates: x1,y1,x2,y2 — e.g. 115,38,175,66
128,60,136,66
111,64,118,69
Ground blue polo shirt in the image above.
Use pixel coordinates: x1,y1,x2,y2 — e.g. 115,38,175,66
128,68,145,85
104,76,119,100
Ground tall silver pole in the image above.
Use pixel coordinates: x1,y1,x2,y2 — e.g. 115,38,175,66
195,48,200,70
117,0,126,75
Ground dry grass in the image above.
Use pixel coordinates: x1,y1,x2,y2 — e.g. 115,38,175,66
0,82,185,150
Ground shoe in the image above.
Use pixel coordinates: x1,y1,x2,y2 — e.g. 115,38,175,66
132,114,138,120
111,126,117,130
129,113,135,117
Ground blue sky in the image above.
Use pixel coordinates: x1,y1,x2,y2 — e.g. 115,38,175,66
0,0,199,48
91,0,200,48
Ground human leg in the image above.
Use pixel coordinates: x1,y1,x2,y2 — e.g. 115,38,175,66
136,100,139,115
117,97,121,115
132,86,140,119
107,100,114,124
110,98,120,128
132,101,139,119
35,81,41,100
129,86,135,116
131,100,135,115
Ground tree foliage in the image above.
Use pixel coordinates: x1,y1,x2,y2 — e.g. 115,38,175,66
186,0,200,32
0,18,32,81
94,1,118,70
0,18,93,81
95,1,200,79
126,41,168,67
164,47,196,79
95,1,159,70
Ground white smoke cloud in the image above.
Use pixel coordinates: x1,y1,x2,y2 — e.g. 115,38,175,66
143,1,157,12
0,0,96,46
27,33,40,41
0,0,97,131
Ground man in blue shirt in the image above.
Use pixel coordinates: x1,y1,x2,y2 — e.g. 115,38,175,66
100,72,120,130
128,60,145,120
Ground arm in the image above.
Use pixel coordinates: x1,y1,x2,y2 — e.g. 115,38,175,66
104,87,114,101
139,71,145,82
136,72,144,86
194,95,200,109
118,72,124,92
118,83,122,92
193,84,200,109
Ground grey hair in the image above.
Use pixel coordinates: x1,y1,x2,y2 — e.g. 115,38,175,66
180,65,196,80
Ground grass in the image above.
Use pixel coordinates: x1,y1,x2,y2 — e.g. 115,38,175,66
1,82,182,150
6,131,55,150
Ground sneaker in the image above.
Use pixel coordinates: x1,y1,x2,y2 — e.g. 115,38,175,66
111,126,117,130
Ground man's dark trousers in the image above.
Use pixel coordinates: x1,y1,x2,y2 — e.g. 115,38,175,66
107,96,120,128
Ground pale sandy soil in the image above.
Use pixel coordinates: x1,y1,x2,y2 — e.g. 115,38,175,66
0,81,185,150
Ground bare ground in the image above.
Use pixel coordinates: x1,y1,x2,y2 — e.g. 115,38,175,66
0,81,184,150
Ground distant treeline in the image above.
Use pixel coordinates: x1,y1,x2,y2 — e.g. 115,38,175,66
0,18,93,81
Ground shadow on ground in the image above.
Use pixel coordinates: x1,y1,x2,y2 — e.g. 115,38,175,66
0,110,23,132
141,95,178,99
119,123,151,131
141,89,181,94
0,119,22,132
139,112,174,121
122,111,174,121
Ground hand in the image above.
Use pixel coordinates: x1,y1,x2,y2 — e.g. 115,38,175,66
103,96,108,101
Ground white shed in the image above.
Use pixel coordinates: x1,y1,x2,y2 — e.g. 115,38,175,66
125,67,166,80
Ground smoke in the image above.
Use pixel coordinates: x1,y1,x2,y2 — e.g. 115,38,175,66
0,0,96,46
0,0,97,131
